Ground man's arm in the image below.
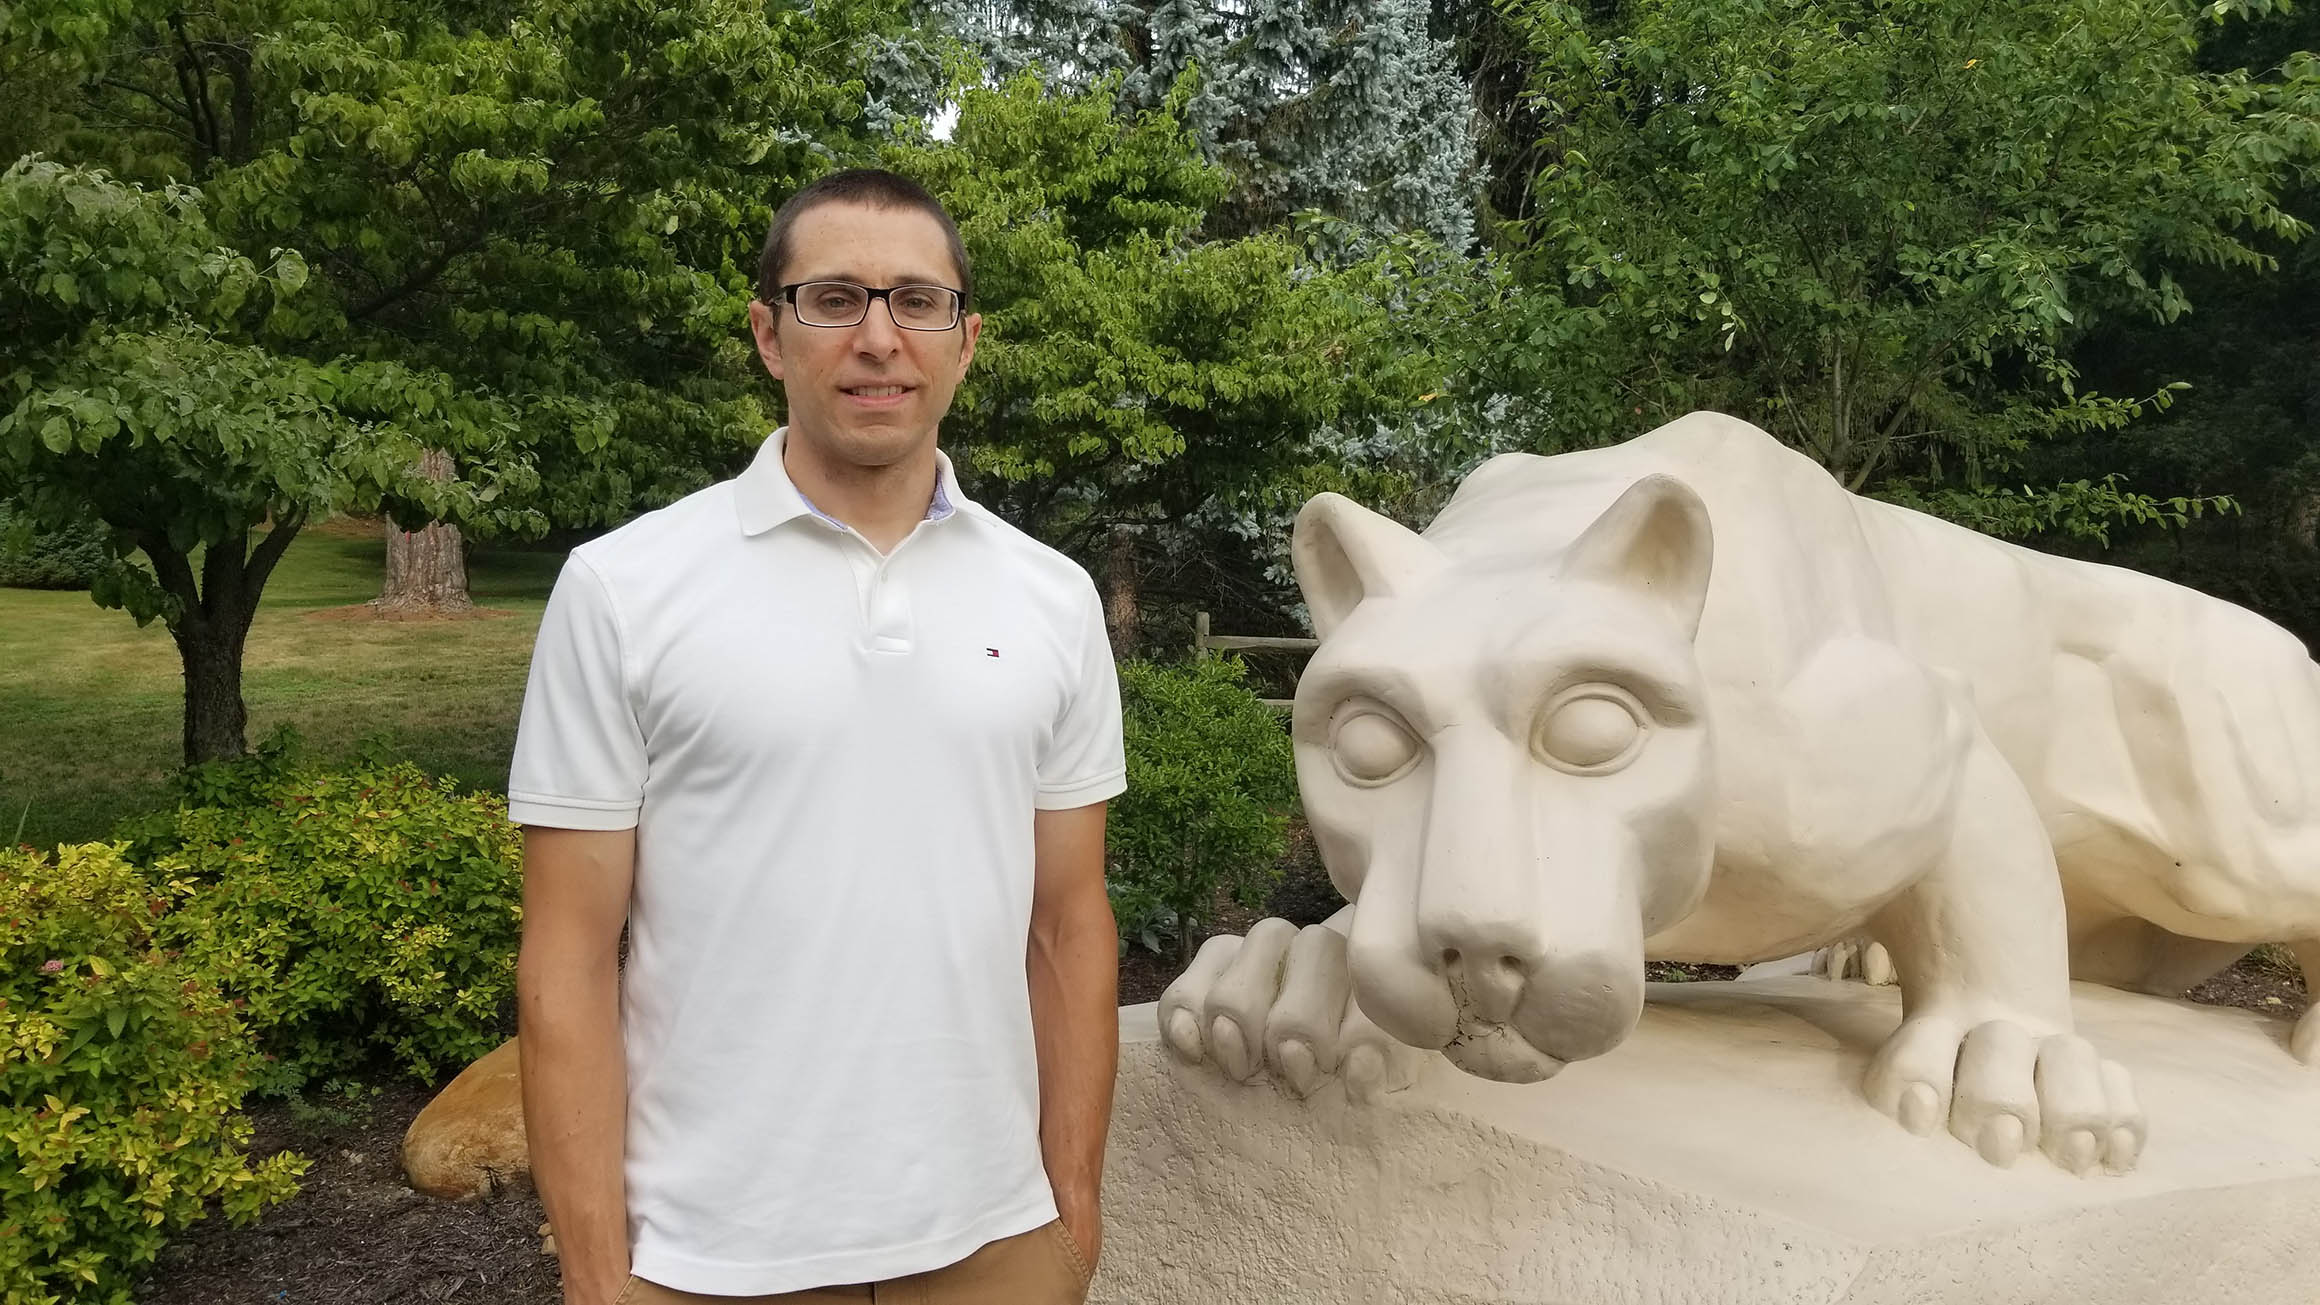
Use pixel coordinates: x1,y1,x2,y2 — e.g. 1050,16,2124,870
1027,801,1118,1268
519,825,636,1305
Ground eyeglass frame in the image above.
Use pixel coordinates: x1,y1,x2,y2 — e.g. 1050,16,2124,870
773,280,970,332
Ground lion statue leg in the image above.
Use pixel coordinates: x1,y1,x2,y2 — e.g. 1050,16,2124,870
1812,937,1896,985
1861,730,2146,1174
2293,941,2320,1066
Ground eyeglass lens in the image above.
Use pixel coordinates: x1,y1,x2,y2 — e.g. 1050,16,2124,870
793,282,960,330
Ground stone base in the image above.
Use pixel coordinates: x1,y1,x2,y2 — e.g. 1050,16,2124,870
1096,978,2320,1305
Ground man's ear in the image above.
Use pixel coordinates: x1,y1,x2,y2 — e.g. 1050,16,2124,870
1292,493,1444,639
748,298,787,381
1558,474,1714,638
957,310,982,373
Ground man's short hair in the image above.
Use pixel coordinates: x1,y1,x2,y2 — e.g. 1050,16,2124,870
755,169,973,311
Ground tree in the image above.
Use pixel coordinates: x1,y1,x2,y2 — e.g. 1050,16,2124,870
2060,1,2320,536
1486,0,2320,531
0,158,531,761
921,0,1484,248
1429,0,1556,231
2,0,904,758
9,0,902,607
889,73,1446,642
2040,4,2320,644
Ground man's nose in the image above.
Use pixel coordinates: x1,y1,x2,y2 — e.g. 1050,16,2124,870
853,297,904,353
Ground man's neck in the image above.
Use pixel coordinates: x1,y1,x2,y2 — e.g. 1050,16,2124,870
782,431,940,554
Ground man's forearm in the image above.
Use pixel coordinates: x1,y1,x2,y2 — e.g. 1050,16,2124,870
1028,884,1119,1229
520,953,630,1304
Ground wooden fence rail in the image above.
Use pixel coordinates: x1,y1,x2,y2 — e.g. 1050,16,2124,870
1191,611,1317,711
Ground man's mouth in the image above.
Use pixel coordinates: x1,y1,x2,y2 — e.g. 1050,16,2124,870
843,384,911,398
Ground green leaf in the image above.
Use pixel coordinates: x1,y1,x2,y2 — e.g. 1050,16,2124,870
272,249,310,296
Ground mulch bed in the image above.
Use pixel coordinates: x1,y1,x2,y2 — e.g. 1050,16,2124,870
137,1081,562,1305
135,855,2310,1305
2186,947,2310,1014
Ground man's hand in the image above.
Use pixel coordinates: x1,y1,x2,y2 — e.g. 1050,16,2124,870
559,1266,632,1305
1056,1186,1103,1270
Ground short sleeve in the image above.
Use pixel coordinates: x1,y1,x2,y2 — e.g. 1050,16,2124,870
1035,580,1127,809
507,555,648,830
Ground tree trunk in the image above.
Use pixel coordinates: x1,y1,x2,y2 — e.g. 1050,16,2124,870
146,516,304,765
1105,526,1141,661
374,448,474,616
173,614,250,764
2289,490,2320,552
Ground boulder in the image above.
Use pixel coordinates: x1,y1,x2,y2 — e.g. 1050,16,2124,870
403,1036,528,1201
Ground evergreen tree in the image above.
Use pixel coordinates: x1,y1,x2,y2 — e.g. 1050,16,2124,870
920,0,1483,248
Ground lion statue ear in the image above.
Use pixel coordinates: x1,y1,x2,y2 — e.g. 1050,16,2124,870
1292,493,1446,639
1559,473,1715,639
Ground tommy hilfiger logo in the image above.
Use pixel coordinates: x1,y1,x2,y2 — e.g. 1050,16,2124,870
985,648,1001,658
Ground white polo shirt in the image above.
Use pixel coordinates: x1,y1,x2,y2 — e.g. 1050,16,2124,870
507,429,1126,1295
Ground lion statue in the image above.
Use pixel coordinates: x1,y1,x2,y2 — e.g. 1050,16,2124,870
1162,411,2320,1177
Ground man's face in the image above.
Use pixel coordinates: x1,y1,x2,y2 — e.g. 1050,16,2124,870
747,201,982,470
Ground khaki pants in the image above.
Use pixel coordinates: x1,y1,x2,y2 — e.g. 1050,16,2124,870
614,1221,1095,1305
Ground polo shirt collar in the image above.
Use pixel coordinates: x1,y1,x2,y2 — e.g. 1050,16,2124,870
734,426,968,536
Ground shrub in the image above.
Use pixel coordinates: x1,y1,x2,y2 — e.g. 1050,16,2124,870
1110,658,1299,956
0,501,109,591
117,748,525,1093
0,843,303,1303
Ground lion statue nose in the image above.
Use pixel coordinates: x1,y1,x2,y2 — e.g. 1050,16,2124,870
1422,913,1645,1069
1439,945,1532,1024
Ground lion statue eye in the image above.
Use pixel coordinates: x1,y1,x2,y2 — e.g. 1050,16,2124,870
1534,692,1644,773
1332,710,1421,786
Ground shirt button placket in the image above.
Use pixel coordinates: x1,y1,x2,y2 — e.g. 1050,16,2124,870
868,561,913,653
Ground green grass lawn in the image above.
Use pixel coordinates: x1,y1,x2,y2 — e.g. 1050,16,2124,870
0,519,565,849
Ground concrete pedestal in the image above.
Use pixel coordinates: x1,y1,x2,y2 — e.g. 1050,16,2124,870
1096,978,2320,1305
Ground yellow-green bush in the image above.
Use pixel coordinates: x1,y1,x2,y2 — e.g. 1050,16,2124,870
0,843,302,1304
118,752,525,1093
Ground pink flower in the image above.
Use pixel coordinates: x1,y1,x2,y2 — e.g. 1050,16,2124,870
39,959,64,973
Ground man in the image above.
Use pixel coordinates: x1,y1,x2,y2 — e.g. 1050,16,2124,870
511,168,1125,1305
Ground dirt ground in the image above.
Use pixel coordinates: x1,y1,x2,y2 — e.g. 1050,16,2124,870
2185,945,2311,1015
138,859,2310,1305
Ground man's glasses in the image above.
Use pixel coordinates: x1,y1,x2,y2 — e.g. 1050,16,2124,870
778,281,965,331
